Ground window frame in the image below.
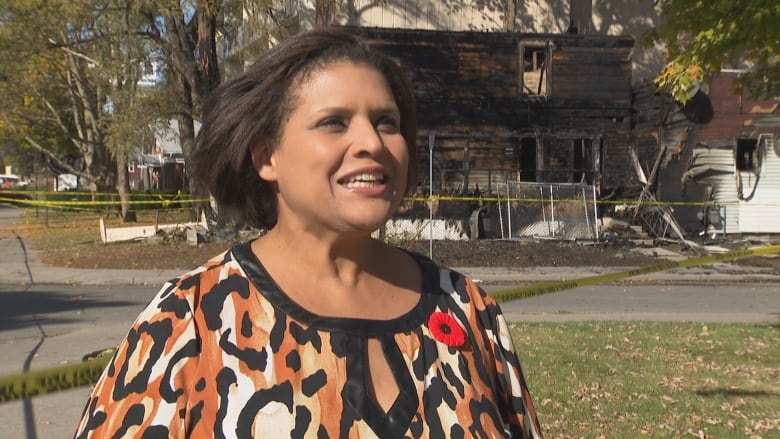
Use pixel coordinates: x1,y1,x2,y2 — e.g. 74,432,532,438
518,40,552,99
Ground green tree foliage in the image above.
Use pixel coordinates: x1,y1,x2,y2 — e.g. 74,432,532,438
0,0,324,217
645,0,780,103
0,3,74,164
0,0,153,199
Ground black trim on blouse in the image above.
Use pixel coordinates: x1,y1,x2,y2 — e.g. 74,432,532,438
232,240,442,335
231,241,449,437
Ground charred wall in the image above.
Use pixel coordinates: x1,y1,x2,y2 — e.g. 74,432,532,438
345,26,633,195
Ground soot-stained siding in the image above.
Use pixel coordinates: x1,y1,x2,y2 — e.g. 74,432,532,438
343,26,634,194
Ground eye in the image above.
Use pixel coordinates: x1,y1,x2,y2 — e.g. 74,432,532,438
316,117,347,131
376,115,400,133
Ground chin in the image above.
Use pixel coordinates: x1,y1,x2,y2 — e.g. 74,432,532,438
345,215,393,235
359,219,391,233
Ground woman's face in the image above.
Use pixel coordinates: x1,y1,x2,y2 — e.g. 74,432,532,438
255,61,409,237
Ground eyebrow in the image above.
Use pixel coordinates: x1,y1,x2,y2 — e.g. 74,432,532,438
312,105,400,116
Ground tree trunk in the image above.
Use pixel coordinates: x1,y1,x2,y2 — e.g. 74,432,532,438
116,153,132,220
174,75,213,224
196,2,221,99
504,0,517,31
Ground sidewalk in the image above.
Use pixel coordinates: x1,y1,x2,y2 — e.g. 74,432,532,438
1,231,183,287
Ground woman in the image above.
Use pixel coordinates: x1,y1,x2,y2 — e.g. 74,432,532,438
74,28,542,438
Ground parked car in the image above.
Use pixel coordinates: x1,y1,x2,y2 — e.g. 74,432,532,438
0,188,32,204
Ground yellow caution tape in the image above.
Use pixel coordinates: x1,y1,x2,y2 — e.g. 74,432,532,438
0,356,111,403
8,193,780,208
403,196,780,207
492,244,780,303
1,198,198,207
1,244,778,403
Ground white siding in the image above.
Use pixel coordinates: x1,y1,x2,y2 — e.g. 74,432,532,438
332,0,572,32
691,139,780,234
716,178,740,235
688,148,739,234
739,139,780,233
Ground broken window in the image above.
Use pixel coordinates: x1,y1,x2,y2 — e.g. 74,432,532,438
736,137,767,200
518,137,537,182
519,42,549,97
572,138,594,183
735,138,761,173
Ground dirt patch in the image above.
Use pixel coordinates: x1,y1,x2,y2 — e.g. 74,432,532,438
38,240,233,270
38,237,669,270
33,237,780,273
20,211,779,272
399,239,660,268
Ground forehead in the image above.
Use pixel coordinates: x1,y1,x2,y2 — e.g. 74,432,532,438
289,61,393,103
299,58,380,83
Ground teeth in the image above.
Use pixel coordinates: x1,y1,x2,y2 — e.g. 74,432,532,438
343,172,384,187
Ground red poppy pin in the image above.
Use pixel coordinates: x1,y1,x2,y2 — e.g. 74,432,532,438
428,312,466,347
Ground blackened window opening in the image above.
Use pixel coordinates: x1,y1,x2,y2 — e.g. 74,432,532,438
736,139,758,172
519,138,537,182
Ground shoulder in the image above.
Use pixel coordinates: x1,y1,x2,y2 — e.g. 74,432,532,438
149,243,252,314
404,249,498,310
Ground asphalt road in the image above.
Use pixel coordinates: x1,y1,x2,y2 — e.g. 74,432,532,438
487,283,780,323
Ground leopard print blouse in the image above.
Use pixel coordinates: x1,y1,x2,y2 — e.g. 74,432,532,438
74,242,542,438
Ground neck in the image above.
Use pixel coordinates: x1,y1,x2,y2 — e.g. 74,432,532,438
250,222,421,320
255,225,382,286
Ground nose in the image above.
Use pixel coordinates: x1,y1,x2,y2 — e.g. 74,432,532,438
350,118,384,155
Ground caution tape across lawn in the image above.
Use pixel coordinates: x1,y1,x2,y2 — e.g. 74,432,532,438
0,356,111,403
491,244,780,302
1,244,779,403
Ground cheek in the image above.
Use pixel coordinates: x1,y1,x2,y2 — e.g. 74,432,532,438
399,152,410,178
388,137,410,167
390,140,410,190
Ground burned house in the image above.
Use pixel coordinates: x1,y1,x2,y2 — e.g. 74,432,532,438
635,71,780,236
347,26,633,239
352,26,634,192
128,153,186,193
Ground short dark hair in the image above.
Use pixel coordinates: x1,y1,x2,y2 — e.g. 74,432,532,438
190,27,417,230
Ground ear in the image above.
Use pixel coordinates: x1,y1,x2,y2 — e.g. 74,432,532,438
251,144,278,182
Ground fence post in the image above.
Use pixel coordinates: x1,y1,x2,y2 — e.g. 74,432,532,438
498,183,505,239
541,185,549,236
592,185,599,240
507,182,513,240
428,133,435,259
549,185,555,237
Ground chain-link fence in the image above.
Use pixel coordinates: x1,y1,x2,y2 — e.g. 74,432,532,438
377,181,599,247
501,181,598,240
374,198,474,243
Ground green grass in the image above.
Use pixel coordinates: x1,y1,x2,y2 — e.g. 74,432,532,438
511,322,780,438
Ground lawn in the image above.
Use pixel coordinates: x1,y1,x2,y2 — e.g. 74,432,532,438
9,206,229,269
514,321,780,438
